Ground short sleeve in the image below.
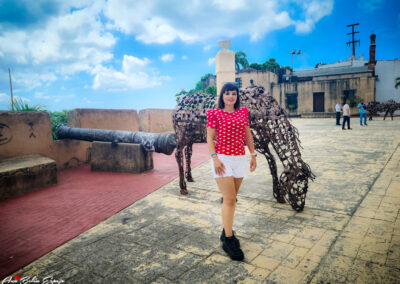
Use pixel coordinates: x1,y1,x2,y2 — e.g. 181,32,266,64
242,107,250,127
206,109,218,129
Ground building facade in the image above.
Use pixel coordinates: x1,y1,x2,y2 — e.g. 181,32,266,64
375,59,400,102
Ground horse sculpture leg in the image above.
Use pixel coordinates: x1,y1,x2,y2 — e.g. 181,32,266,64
185,142,194,182
263,144,285,203
175,144,188,195
383,110,389,120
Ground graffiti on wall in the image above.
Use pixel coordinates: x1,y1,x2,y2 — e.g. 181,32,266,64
28,122,36,138
0,123,12,145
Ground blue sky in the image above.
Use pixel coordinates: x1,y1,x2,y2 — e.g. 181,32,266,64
0,0,399,111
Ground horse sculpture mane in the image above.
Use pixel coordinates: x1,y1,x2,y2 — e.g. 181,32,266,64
173,86,315,211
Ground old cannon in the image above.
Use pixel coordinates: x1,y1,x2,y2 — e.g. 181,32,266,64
57,125,176,155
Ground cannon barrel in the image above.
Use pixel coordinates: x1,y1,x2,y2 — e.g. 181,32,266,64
57,125,176,155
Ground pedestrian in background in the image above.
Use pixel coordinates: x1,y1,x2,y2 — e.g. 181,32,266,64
342,102,352,130
358,100,368,126
335,102,341,125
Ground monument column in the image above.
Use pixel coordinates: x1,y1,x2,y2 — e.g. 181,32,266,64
216,40,235,97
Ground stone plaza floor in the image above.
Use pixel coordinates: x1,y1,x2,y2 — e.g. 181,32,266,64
2,117,400,283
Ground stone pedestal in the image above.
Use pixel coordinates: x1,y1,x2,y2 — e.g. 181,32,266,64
0,155,57,201
91,142,153,173
216,40,236,97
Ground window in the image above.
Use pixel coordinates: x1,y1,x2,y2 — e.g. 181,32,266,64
285,93,298,111
342,90,356,105
235,77,242,88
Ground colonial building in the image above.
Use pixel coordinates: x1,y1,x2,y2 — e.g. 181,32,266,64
271,58,376,116
233,34,382,116
214,34,398,116
375,59,400,102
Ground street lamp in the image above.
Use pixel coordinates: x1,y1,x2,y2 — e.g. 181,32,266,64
287,50,301,72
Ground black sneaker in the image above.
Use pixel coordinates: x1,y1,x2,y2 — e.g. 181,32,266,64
220,228,240,247
222,236,244,261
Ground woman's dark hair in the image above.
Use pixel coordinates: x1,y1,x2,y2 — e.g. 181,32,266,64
218,82,240,110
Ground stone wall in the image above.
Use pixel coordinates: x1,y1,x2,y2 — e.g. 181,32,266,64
0,108,175,169
272,73,376,115
236,70,278,94
139,109,174,133
68,109,139,131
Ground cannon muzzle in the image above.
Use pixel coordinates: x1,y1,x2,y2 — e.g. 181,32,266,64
57,125,176,155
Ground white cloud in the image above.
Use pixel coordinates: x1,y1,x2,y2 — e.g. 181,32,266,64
0,1,115,89
203,44,214,51
0,93,7,102
294,0,333,33
208,58,216,66
91,54,170,91
181,55,188,60
104,0,333,44
161,53,175,62
34,92,51,99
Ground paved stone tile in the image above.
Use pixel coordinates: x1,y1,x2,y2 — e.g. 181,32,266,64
346,259,400,284
281,247,309,268
250,254,281,271
5,118,400,283
260,241,296,261
310,254,355,283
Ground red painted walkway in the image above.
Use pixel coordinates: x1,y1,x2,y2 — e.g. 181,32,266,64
0,144,210,279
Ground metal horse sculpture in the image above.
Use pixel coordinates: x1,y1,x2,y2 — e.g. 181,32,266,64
173,86,315,212
365,100,400,121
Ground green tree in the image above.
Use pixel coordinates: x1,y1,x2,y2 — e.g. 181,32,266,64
235,51,249,71
249,63,263,70
195,80,203,91
201,73,214,81
395,77,400,89
205,85,217,95
262,58,280,71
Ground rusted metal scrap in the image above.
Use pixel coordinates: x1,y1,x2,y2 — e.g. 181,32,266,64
365,100,400,120
172,86,315,212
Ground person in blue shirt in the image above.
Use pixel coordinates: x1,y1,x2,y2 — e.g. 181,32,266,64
358,100,368,126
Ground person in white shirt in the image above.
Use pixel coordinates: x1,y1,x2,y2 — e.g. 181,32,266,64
342,102,352,130
335,102,341,125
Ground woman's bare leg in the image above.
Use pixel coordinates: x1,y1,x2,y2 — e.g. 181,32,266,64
234,178,243,196
216,177,236,237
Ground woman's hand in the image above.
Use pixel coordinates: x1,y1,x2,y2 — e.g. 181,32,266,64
213,158,226,176
250,156,257,172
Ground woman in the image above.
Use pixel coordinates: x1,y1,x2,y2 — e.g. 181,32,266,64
206,82,257,261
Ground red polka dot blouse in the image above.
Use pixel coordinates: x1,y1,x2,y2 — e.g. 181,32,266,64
206,107,250,156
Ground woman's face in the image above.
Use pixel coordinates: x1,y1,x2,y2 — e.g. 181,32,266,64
223,90,237,107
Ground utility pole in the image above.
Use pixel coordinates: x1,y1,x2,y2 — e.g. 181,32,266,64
8,68,14,111
346,23,360,58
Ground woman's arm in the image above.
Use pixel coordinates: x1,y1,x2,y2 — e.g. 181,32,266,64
207,128,225,176
245,126,257,172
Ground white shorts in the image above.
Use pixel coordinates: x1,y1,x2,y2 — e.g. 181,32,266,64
211,154,247,179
